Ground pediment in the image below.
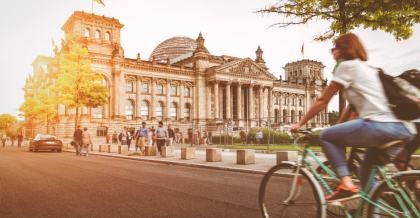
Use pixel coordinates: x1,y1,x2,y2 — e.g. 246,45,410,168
214,58,277,80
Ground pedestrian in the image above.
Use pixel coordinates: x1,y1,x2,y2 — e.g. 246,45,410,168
239,130,247,144
207,131,212,145
167,124,175,147
255,129,263,144
155,121,168,155
119,128,127,146
1,134,6,147
291,33,414,200
135,122,148,153
202,131,208,146
73,125,83,156
147,127,154,146
10,136,15,147
17,133,23,148
105,131,110,144
175,129,181,144
82,127,92,156
126,128,132,150
112,131,118,144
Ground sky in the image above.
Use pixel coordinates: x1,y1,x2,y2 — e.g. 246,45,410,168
1,0,419,118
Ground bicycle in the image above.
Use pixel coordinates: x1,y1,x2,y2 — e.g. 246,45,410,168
258,129,420,218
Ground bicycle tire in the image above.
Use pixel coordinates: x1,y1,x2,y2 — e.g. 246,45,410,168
259,163,324,218
366,171,420,217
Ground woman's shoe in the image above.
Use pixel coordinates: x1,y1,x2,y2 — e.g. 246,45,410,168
326,185,359,201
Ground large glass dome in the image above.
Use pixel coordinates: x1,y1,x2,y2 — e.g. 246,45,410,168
149,36,197,63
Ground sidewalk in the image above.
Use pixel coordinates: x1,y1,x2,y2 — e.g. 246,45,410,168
64,144,327,175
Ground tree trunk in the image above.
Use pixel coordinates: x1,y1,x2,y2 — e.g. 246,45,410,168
74,107,79,132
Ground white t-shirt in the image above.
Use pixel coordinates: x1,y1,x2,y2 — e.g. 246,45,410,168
332,59,416,133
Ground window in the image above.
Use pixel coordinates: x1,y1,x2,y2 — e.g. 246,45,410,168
283,96,288,105
125,99,134,120
184,87,191,97
126,81,134,93
170,103,177,120
184,103,191,120
84,28,90,37
92,106,104,119
105,31,111,41
299,99,303,107
142,83,149,93
155,102,164,121
282,109,287,123
299,110,303,120
171,86,177,96
292,97,296,106
95,30,101,39
141,100,149,120
97,126,108,137
291,110,296,123
156,84,164,95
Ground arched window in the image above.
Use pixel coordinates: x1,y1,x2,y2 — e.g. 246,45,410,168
105,31,111,41
170,102,177,120
299,110,303,120
291,110,296,123
184,87,191,97
141,100,149,120
282,109,287,123
155,102,164,121
126,80,134,93
95,30,101,39
283,96,288,105
274,109,279,123
84,28,90,37
125,99,134,120
184,103,191,120
299,98,303,107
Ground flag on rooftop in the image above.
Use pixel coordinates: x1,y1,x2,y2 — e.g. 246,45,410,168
93,0,105,6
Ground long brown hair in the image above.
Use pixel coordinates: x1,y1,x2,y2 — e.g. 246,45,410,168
334,33,368,61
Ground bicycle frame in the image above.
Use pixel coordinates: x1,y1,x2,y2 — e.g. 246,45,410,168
286,136,419,218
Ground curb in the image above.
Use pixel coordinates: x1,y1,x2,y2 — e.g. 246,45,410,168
63,150,268,175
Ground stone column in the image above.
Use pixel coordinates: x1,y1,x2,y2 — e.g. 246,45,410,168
207,84,212,120
226,82,231,120
136,77,142,120
249,85,254,120
219,84,223,119
268,87,272,124
179,84,184,120
287,94,291,123
259,86,264,125
111,70,120,117
151,78,156,120
214,82,219,120
166,80,171,121
237,84,242,120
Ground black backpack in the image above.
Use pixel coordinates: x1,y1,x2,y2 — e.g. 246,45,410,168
378,68,420,121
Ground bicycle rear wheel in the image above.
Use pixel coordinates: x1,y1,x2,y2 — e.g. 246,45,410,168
367,171,420,217
259,163,323,218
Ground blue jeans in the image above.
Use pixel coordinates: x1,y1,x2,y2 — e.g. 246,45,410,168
319,119,413,188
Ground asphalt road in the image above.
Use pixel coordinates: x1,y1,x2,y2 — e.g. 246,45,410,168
0,147,266,218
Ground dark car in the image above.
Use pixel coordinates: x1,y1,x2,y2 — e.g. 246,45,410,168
29,134,63,152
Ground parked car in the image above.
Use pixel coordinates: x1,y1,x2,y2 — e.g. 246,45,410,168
29,134,63,152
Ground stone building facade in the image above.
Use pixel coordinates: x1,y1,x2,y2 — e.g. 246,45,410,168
31,11,329,138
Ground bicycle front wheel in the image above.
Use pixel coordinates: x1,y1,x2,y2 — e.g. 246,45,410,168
259,163,323,218
367,171,420,217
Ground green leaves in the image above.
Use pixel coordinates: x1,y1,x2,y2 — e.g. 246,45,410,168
258,0,420,41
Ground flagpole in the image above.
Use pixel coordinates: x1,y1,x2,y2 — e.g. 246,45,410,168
91,0,94,14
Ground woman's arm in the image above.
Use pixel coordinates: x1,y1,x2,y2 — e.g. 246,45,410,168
293,82,342,129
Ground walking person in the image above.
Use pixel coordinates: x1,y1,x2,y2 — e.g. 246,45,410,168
73,125,83,156
167,124,175,147
126,128,132,150
119,128,127,146
155,121,168,156
255,129,263,144
105,131,110,144
112,131,118,144
135,122,148,153
17,133,23,148
1,134,6,147
291,33,414,201
147,127,154,146
82,127,92,156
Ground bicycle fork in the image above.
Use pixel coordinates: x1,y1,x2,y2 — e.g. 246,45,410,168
283,164,303,204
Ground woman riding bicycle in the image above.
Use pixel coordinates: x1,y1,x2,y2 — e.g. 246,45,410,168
290,33,415,201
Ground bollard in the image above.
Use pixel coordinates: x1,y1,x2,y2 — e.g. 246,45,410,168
236,149,255,165
276,151,299,164
181,147,196,160
99,144,108,152
118,145,128,154
144,146,157,156
161,146,174,157
206,148,222,162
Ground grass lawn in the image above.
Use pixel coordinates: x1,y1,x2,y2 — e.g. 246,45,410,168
215,144,420,155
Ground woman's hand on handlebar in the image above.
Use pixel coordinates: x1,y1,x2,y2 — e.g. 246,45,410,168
290,123,302,133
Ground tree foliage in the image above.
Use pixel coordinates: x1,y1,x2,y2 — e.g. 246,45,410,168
258,0,420,40
55,35,108,129
328,110,339,125
0,114,17,132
